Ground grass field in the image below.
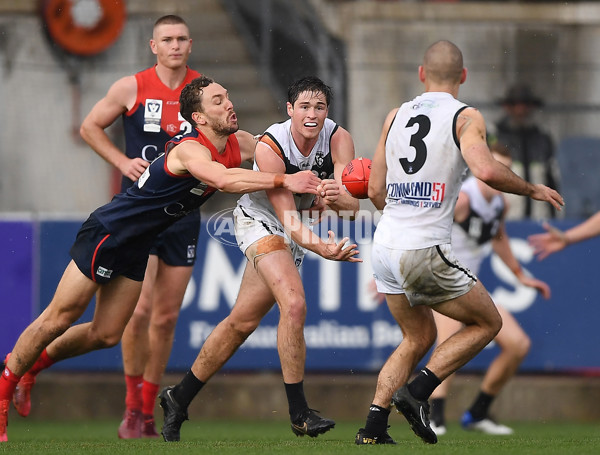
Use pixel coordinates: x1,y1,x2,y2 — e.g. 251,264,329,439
1,419,599,454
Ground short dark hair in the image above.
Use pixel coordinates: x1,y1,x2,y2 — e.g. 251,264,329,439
179,76,215,127
154,15,187,28
287,76,333,107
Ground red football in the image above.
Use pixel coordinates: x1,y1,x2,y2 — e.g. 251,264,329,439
341,157,372,199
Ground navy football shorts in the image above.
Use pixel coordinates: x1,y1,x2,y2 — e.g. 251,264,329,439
149,209,200,266
70,215,152,284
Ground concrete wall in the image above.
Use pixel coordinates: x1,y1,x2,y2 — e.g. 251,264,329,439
2,1,600,213
0,0,269,214
23,372,600,422
317,1,600,162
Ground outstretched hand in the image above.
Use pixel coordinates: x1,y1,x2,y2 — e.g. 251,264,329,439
518,274,551,299
285,170,321,195
530,184,564,211
322,230,362,262
528,222,568,260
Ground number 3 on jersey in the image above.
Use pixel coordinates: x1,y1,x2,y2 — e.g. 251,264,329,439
400,114,430,174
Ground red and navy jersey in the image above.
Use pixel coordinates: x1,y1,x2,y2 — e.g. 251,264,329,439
121,65,201,191
93,128,241,245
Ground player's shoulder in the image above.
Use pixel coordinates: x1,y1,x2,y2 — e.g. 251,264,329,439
234,129,255,147
106,74,138,104
459,105,483,119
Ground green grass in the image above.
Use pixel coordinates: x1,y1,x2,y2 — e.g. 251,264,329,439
1,419,599,454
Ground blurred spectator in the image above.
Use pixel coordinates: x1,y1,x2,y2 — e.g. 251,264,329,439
490,83,561,220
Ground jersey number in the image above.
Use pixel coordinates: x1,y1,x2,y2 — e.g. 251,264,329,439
400,114,430,174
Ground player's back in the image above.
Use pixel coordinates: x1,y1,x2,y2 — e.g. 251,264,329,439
375,92,469,250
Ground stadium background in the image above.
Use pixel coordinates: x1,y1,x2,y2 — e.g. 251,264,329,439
0,0,599,422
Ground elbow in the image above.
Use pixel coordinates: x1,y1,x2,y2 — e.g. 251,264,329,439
472,167,496,186
210,174,230,192
368,186,383,201
79,123,89,141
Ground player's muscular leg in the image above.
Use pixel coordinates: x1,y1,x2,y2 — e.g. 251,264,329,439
47,276,142,359
145,261,193,383
427,281,502,381
372,294,436,407
480,305,530,395
254,250,307,384
429,312,462,399
121,256,158,376
191,263,274,382
6,261,99,375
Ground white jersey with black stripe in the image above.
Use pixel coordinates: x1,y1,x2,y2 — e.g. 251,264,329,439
452,176,505,274
374,92,470,250
237,117,338,223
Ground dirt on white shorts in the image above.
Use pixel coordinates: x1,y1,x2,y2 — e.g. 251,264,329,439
372,242,477,307
233,205,306,268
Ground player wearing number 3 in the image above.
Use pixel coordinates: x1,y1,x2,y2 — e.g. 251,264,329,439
355,40,564,445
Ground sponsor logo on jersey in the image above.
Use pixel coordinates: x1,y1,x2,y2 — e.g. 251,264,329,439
190,182,209,196
411,100,438,111
144,99,163,133
386,181,446,208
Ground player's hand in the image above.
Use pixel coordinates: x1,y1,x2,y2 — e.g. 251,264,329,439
530,184,564,211
284,170,321,195
120,157,149,182
317,179,341,205
518,274,551,299
322,230,362,262
528,222,568,260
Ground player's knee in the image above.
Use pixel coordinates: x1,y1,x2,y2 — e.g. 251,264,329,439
403,322,436,355
226,317,259,339
131,304,152,323
88,329,122,349
52,313,77,334
151,311,179,333
282,298,307,327
421,328,437,354
506,333,531,360
488,310,503,338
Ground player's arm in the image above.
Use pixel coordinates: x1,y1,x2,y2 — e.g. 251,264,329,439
318,126,359,218
80,75,150,182
491,204,551,298
453,190,470,223
256,141,361,263
168,140,321,195
368,108,397,210
459,108,563,211
529,210,600,260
